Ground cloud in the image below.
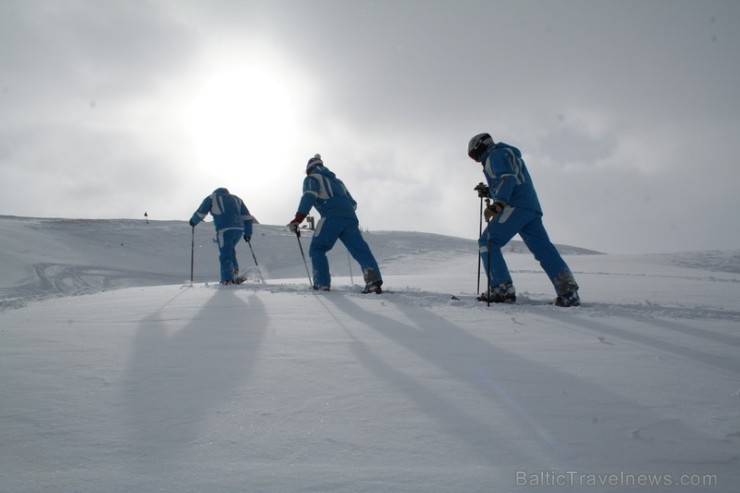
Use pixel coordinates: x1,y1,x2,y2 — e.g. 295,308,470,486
1,0,739,253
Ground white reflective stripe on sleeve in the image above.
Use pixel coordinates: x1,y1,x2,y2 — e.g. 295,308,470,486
493,176,510,196
483,159,494,178
496,206,515,224
314,217,326,237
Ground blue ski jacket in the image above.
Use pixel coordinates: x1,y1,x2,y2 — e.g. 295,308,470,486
479,142,542,214
296,167,358,219
190,188,253,236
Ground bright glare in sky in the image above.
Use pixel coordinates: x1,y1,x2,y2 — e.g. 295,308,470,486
184,66,299,179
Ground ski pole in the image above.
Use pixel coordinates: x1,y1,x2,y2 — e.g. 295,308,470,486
484,198,491,307
246,239,266,283
190,225,195,285
486,232,492,308
295,229,313,287
477,195,484,294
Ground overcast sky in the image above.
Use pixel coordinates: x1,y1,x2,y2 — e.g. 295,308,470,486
1,0,739,254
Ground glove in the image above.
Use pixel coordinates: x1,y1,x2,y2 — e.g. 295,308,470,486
474,182,490,198
287,213,306,233
189,219,196,227
243,235,251,243
484,200,506,222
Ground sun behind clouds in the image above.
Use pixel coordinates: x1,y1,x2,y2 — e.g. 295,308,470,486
185,65,300,179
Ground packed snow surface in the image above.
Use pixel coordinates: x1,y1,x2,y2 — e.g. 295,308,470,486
1,215,738,492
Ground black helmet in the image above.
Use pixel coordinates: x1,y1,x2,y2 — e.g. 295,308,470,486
467,133,493,162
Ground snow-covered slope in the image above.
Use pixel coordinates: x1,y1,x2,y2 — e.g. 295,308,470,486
0,215,601,309
1,215,738,493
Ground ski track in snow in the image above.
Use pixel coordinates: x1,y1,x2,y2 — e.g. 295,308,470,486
197,280,740,323
0,263,185,310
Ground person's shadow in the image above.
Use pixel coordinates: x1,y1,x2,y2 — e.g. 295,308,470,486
322,294,740,473
123,289,266,462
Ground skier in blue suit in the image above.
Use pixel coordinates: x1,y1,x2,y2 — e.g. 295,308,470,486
467,133,580,307
190,188,253,285
288,154,383,293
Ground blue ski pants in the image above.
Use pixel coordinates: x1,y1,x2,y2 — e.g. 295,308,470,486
309,217,381,287
217,228,242,283
479,207,572,292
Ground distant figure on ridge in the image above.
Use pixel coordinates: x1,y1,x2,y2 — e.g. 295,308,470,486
467,133,580,306
287,153,383,294
190,188,253,285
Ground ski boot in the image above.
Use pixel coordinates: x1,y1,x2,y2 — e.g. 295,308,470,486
555,291,580,307
362,280,383,294
312,285,331,292
361,268,383,294
233,269,246,285
477,282,516,303
554,272,580,307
